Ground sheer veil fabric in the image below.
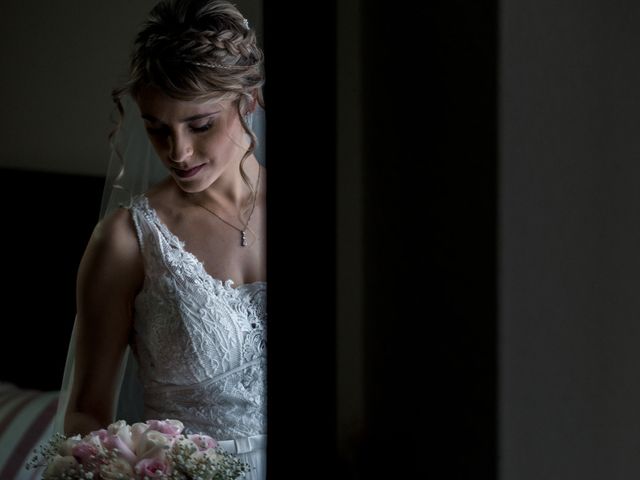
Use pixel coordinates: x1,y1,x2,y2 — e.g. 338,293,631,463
52,96,266,435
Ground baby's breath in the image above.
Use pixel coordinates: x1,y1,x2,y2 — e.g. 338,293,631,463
26,433,65,470
166,442,250,480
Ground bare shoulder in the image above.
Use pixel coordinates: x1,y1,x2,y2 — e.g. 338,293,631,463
90,207,140,260
78,207,143,299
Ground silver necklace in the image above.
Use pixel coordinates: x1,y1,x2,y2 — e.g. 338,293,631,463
192,167,261,247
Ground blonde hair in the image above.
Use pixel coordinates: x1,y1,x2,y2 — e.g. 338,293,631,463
111,0,265,203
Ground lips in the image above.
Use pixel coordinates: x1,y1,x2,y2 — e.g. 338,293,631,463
173,164,205,178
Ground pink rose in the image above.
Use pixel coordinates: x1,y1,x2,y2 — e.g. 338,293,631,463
85,432,109,451
71,441,99,465
103,433,137,465
89,428,109,442
134,457,172,477
146,419,184,436
188,433,218,450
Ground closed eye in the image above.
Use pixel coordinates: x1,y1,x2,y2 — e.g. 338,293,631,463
144,123,212,136
190,121,214,133
142,113,216,136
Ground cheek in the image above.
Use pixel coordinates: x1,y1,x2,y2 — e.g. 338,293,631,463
198,131,235,159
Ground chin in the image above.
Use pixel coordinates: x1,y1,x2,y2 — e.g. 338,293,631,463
173,173,219,194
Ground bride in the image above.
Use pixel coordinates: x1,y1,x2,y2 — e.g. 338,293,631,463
56,0,267,478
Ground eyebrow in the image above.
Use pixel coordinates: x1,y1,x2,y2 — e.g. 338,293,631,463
141,112,218,123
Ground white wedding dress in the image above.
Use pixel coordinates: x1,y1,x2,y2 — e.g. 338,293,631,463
128,194,266,479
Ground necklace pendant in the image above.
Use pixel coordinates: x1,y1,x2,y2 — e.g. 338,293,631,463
241,230,248,247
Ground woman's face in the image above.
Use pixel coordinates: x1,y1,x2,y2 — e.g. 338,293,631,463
135,86,248,193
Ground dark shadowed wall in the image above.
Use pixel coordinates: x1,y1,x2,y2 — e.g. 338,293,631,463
501,1,640,478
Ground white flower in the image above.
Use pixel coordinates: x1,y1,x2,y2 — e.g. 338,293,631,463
107,419,128,433
174,436,199,454
191,448,223,463
130,422,149,449
107,420,135,451
137,429,173,459
43,455,78,478
100,457,134,480
58,434,81,456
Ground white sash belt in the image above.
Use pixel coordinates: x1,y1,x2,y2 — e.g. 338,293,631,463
217,434,267,454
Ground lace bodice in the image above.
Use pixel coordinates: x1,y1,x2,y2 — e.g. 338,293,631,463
128,195,266,439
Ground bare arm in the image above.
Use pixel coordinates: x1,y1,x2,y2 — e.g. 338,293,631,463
64,208,144,436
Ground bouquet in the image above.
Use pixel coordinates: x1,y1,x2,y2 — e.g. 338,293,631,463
26,419,249,480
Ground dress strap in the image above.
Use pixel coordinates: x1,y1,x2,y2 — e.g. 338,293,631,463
127,194,150,250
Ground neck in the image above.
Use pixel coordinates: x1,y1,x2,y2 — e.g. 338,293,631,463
191,155,261,212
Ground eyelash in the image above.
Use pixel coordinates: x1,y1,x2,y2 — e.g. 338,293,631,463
146,121,214,136
191,121,214,133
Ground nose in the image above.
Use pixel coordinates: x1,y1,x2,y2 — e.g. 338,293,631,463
168,133,193,164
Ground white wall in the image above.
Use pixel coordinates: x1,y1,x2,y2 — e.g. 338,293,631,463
0,0,261,176
501,1,640,478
